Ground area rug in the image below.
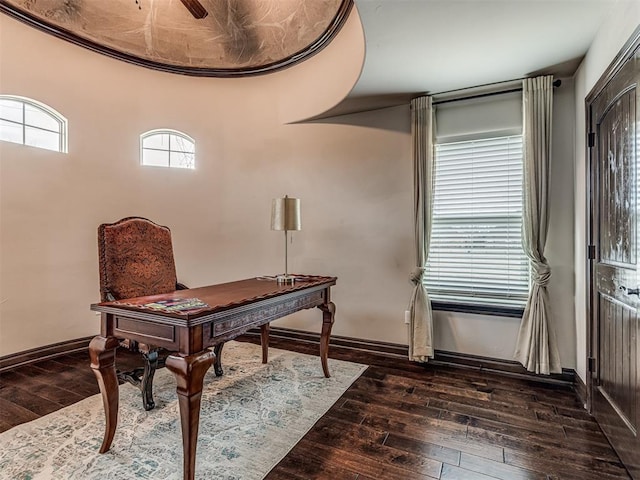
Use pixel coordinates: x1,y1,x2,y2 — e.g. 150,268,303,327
0,341,367,480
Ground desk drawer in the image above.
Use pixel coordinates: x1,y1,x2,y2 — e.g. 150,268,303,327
115,316,177,347
209,290,324,341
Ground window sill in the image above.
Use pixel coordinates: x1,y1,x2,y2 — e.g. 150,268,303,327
431,301,524,318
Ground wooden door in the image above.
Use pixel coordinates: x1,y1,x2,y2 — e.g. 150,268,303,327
590,48,640,479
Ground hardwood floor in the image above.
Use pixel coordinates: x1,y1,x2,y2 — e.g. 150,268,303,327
0,337,630,479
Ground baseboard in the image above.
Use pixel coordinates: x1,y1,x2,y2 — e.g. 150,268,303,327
249,326,410,358
0,336,94,372
574,371,588,408
0,329,577,390
246,326,576,387
429,350,576,386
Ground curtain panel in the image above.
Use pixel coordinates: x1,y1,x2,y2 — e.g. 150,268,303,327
408,96,435,362
514,76,562,375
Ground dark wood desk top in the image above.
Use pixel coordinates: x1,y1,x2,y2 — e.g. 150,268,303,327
89,274,337,480
91,275,337,325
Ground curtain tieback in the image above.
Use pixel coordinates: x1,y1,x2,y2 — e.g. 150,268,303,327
531,262,551,287
410,267,426,285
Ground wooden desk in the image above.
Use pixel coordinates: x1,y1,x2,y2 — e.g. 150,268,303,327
89,276,336,480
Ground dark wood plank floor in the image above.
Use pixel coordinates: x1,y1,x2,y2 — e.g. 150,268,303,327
0,337,630,480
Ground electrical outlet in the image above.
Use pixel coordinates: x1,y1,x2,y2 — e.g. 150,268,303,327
404,310,411,324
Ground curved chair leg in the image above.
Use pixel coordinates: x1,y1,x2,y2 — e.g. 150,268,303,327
213,343,224,377
141,349,159,411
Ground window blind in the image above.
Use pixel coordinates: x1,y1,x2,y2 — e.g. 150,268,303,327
435,91,522,143
425,135,529,308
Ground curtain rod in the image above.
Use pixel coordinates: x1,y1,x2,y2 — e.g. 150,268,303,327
432,79,562,106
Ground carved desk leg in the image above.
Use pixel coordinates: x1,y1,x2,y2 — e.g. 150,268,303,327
260,323,270,364
165,350,215,480
318,302,336,378
89,335,120,453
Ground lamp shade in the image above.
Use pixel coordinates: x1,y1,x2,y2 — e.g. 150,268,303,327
271,196,301,231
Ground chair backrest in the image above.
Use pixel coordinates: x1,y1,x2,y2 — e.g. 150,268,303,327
98,217,178,301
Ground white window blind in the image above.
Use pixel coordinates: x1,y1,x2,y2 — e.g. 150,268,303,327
425,135,529,308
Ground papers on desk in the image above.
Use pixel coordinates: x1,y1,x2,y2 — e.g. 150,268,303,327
144,298,208,312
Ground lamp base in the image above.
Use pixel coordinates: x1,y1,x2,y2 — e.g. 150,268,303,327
276,274,296,284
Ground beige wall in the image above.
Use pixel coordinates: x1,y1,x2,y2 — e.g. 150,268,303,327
0,6,582,370
2,10,408,355
573,1,640,382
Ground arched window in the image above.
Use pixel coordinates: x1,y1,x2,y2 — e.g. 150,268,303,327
140,129,195,169
0,95,68,153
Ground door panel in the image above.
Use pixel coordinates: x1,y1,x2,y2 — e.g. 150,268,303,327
598,294,637,430
591,52,640,479
599,87,636,267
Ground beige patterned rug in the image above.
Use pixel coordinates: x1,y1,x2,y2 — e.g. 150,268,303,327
0,341,366,480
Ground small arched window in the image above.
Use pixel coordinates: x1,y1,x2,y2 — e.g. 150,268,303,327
140,129,195,169
0,95,68,153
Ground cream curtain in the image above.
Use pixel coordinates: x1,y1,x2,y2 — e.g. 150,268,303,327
514,76,561,375
408,96,435,362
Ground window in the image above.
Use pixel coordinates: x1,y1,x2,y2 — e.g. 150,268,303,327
0,95,67,153
425,135,529,311
140,129,195,169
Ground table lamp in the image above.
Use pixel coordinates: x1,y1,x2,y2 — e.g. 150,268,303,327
271,195,301,284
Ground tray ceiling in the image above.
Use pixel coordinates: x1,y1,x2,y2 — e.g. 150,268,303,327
0,0,353,76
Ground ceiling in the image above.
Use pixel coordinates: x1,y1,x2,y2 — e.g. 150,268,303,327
0,0,619,112
0,0,350,76
323,0,617,117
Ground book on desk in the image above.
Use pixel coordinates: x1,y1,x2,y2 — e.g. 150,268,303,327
144,298,209,312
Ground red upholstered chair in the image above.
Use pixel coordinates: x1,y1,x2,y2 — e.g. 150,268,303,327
97,217,224,410
98,216,184,302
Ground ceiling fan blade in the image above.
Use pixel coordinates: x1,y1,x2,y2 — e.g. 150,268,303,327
180,0,208,19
